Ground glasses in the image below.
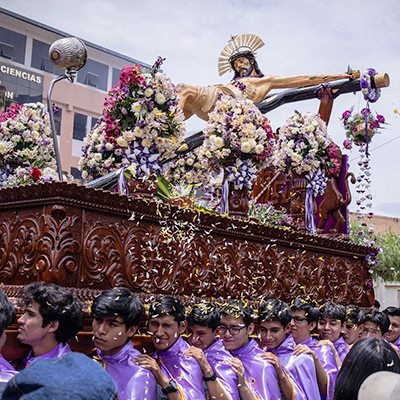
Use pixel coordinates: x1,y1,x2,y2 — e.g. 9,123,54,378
219,325,247,335
292,316,308,325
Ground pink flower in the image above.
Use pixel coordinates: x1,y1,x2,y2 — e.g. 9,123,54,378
342,110,351,120
377,114,385,123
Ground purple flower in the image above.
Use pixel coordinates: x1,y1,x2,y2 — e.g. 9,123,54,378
343,139,352,150
360,80,369,89
367,68,376,76
377,114,385,123
342,110,351,119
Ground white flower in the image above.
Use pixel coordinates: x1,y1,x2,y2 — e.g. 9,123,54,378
145,88,153,97
94,153,102,162
209,135,217,144
105,142,114,150
116,137,128,147
214,137,224,148
155,93,166,104
131,102,142,113
133,127,143,138
241,142,252,153
248,138,257,148
142,138,151,148
123,130,135,141
255,144,264,154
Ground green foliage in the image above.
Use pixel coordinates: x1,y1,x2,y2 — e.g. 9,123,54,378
350,219,400,281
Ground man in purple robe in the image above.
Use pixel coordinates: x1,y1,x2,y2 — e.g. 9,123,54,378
0,290,17,383
318,302,349,362
361,310,390,339
92,288,157,400
219,300,281,400
135,296,205,400
185,302,256,400
342,305,365,346
258,299,317,400
384,307,400,352
17,283,83,368
290,298,339,400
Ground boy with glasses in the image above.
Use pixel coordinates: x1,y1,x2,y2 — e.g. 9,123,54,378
135,296,205,400
258,299,318,400
290,297,339,400
185,303,256,400
219,300,281,400
342,305,365,345
318,302,348,361
361,310,390,339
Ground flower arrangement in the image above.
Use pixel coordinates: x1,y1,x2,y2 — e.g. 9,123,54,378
0,102,57,187
273,111,338,176
248,202,293,228
165,147,209,186
340,107,385,147
360,68,381,103
79,58,185,182
200,94,275,188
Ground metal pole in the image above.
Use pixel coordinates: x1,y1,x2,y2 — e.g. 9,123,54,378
47,74,68,181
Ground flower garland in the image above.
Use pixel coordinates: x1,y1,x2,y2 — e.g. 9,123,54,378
248,202,293,228
0,102,58,187
79,58,185,184
360,68,381,103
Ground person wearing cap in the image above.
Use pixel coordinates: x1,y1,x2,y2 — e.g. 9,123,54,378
358,371,400,400
383,306,400,351
2,352,118,400
219,300,281,400
16,282,83,368
0,290,17,383
91,288,157,400
135,296,205,400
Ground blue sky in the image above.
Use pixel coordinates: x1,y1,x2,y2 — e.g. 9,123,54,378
2,0,400,217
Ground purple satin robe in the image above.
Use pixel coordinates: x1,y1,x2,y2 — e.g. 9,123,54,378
393,336,400,352
301,337,339,400
0,354,17,382
24,342,71,368
155,336,206,400
269,335,319,400
333,337,349,362
204,338,240,400
97,341,157,400
233,339,281,400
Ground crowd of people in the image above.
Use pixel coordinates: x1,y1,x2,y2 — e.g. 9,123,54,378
0,283,399,399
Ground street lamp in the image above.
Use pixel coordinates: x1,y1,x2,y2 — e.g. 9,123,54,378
47,37,87,180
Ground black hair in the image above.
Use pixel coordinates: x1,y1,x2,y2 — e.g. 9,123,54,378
364,310,390,335
334,338,400,400
384,306,400,317
345,305,365,326
18,282,83,344
149,296,185,324
0,290,15,337
92,288,144,331
290,297,319,324
220,300,254,327
319,302,346,324
373,299,380,310
259,299,292,328
186,303,220,331
229,51,263,79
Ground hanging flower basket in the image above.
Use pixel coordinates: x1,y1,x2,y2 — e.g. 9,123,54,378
349,122,376,145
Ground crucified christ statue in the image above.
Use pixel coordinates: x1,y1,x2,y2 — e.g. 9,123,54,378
177,34,359,121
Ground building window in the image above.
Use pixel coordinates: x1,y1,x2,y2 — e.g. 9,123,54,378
31,39,63,75
112,68,121,88
73,112,87,141
0,27,26,64
77,59,108,91
70,167,82,179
